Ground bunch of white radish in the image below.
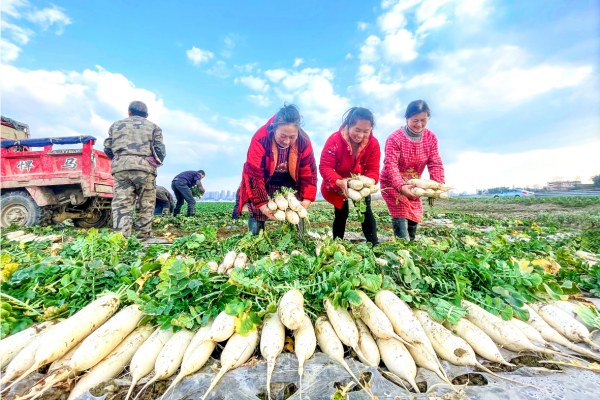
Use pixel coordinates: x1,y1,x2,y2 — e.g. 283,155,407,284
346,174,379,202
407,178,450,199
207,251,249,275
267,188,308,224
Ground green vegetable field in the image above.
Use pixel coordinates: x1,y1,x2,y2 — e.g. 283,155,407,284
1,197,599,399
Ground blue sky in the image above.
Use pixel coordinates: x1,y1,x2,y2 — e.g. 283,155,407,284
1,0,599,194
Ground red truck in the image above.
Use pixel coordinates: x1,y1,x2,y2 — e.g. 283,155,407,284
1,116,114,228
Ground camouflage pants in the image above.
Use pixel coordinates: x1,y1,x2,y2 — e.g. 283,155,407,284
112,171,156,238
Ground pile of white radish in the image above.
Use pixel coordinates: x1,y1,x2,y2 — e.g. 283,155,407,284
407,178,450,199
207,251,249,274
346,175,379,202
2,289,600,399
267,189,308,224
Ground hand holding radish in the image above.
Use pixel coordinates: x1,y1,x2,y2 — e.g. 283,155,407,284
400,184,418,200
259,204,277,220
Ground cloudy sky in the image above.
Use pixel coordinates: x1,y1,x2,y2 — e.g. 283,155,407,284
1,0,599,194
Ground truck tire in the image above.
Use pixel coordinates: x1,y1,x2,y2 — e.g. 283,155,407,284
73,210,111,228
0,191,42,228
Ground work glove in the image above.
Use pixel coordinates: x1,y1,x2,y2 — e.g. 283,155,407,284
428,197,435,207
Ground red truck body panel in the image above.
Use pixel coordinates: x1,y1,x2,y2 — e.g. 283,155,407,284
1,138,113,198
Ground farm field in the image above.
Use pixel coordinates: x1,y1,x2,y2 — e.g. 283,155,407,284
1,197,599,399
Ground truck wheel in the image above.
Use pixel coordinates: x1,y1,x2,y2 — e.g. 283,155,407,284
73,210,111,228
0,191,42,227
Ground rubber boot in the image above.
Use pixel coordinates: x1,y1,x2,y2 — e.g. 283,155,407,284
407,223,418,241
392,218,409,239
248,217,265,235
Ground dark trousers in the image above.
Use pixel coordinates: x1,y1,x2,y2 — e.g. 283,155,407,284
392,218,418,240
333,196,378,245
154,200,169,215
171,180,196,216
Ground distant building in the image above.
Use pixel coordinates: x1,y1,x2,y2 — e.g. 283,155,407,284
546,180,581,191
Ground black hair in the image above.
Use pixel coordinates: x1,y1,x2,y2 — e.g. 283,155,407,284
404,100,431,119
341,107,375,129
198,170,205,176
267,104,302,136
128,101,148,118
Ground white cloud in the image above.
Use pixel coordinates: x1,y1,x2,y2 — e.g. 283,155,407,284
445,140,600,193
206,60,229,78
345,53,353,60
0,39,21,62
235,75,269,92
2,20,32,44
234,63,258,73
359,35,381,64
25,5,71,33
1,0,28,18
357,21,369,31
264,69,287,83
293,58,304,67
382,29,418,63
186,46,214,65
248,94,270,107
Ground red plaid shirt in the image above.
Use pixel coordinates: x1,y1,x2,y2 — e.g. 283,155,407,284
380,127,444,222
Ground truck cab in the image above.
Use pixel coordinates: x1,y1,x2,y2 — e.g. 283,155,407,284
1,116,114,228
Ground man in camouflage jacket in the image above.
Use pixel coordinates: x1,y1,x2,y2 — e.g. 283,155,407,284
155,185,175,215
104,101,165,238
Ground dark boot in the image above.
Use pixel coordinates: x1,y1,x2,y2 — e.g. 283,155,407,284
248,217,265,235
407,222,418,241
392,218,409,239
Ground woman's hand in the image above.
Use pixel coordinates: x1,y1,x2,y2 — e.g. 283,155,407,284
335,178,349,197
301,199,312,209
400,184,418,200
259,204,277,220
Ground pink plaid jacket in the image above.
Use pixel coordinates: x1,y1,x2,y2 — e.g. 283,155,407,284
380,127,444,222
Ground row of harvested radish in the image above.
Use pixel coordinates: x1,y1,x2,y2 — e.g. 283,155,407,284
346,175,379,202
267,189,307,224
407,178,451,199
1,291,598,400
206,251,248,275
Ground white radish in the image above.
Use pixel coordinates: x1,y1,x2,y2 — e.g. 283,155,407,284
160,324,216,400
347,188,362,201
133,328,194,400
218,251,237,274
274,195,288,211
531,303,600,351
444,318,513,366
67,325,152,400
267,200,278,211
200,330,259,400
376,337,419,392
48,342,82,373
0,320,55,368
274,210,286,221
1,293,120,391
123,327,174,400
183,321,214,364
314,317,373,396
462,300,552,354
522,304,600,361
358,175,375,187
438,192,449,199
352,291,409,346
297,206,308,219
323,299,365,361
70,304,144,372
260,313,285,400
370,185,379,194
287,193,303,212
407,178,440,190
294,316,316,398
416,311,539,390
424,188,436,197
285,209,300,225
510,318,548,346
207,261,219,273
355,319,380,367
233,252,248,269
411,187,426,197
359,187,371,198
278,289,307,330
348,179,364,190
207,311,236,343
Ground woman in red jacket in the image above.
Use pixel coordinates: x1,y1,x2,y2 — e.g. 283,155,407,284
234,104,317,234
319,107,380,245
380,100,445,240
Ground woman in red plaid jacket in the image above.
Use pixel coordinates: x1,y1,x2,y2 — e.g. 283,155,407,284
380,100,445,240
319,107,381,245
